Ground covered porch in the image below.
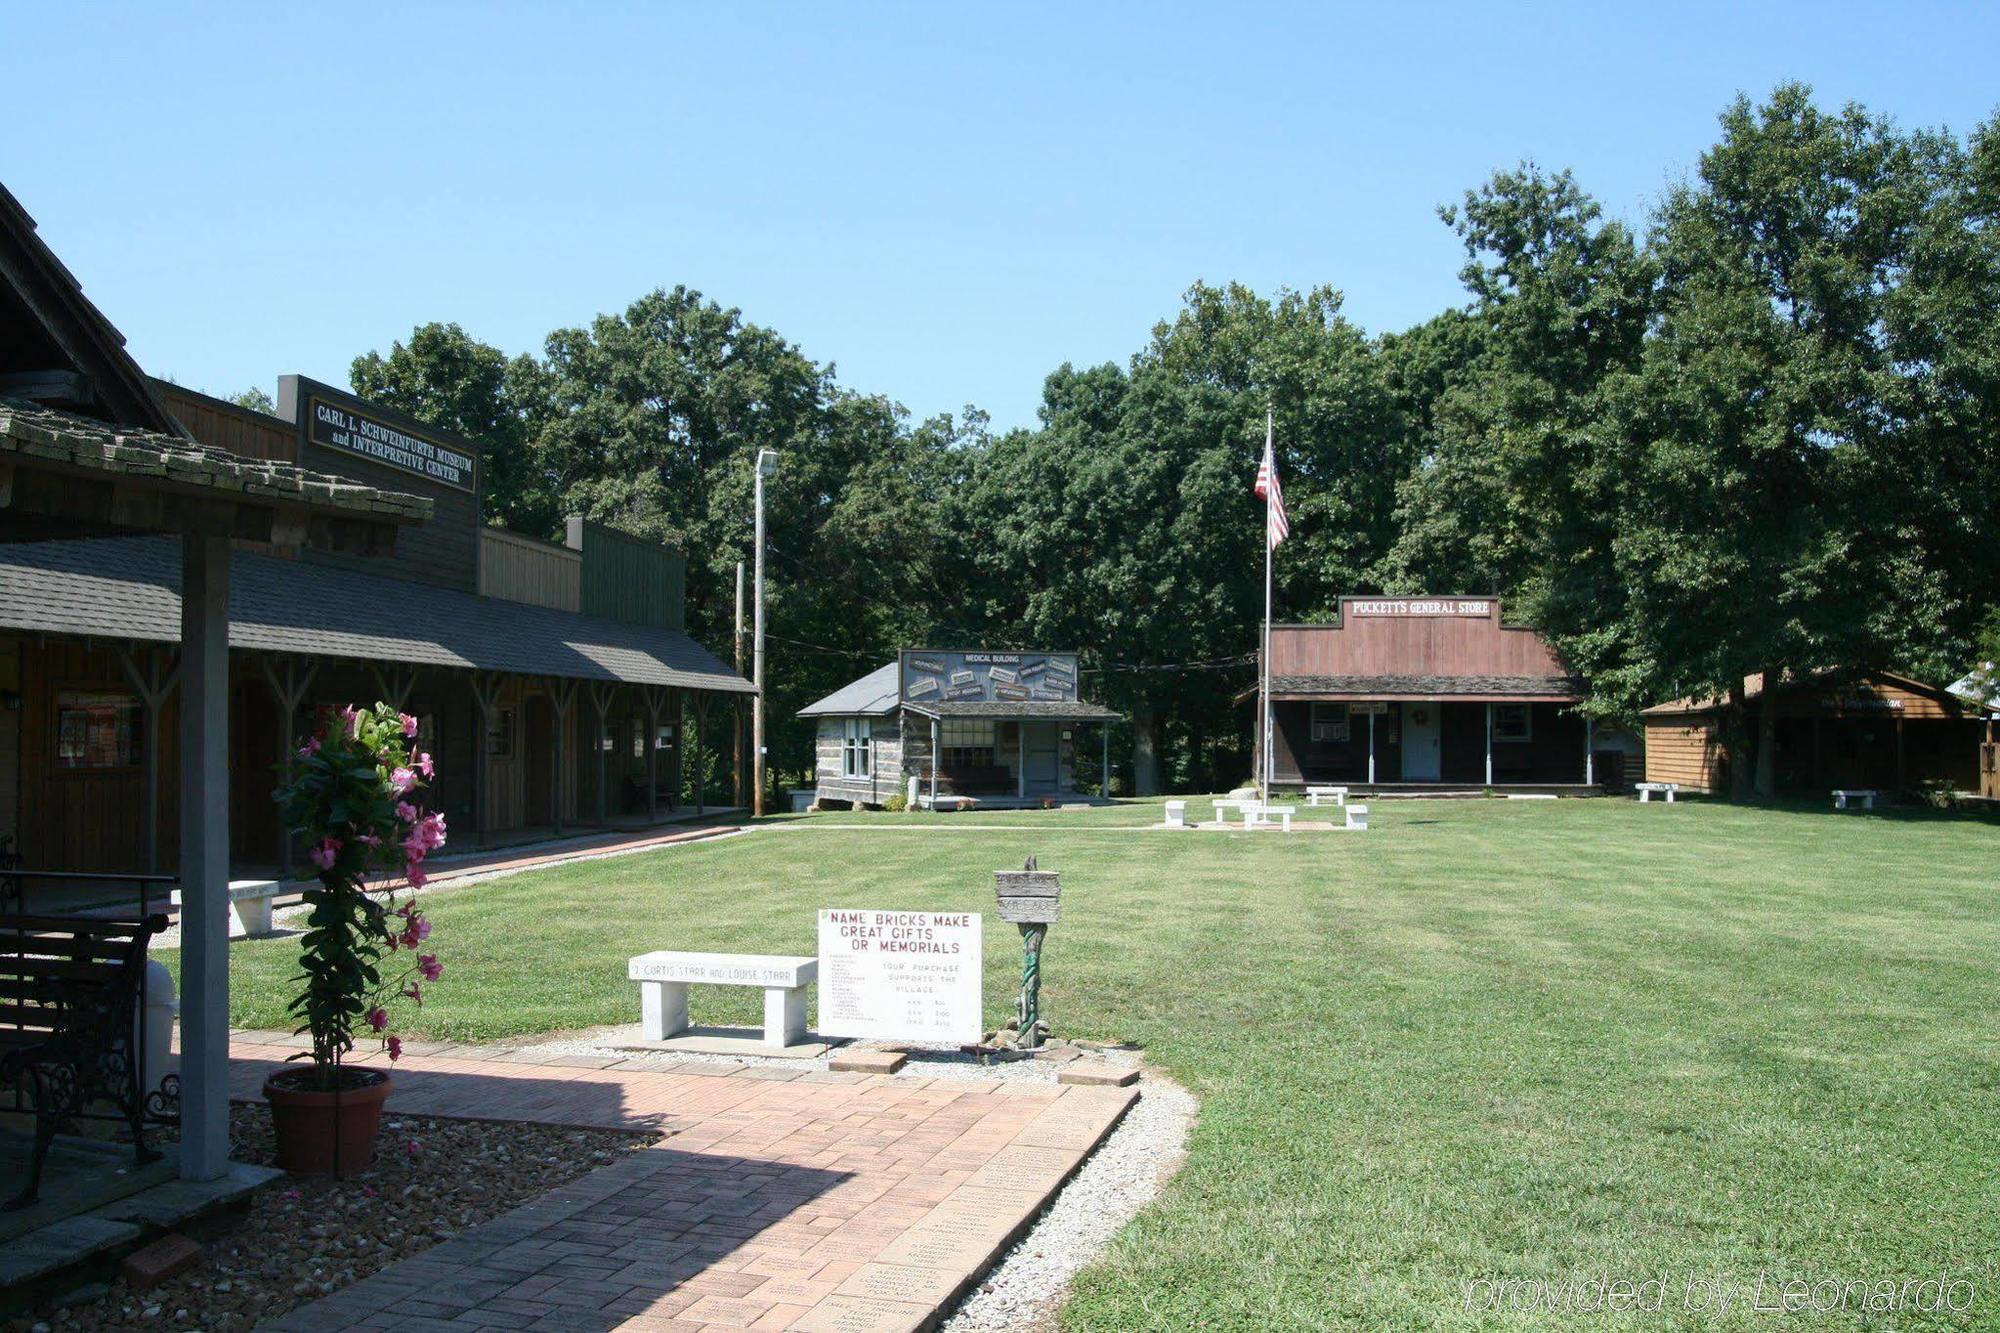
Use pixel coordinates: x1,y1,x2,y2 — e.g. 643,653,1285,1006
903,701,1122,807
1261,697,1608,791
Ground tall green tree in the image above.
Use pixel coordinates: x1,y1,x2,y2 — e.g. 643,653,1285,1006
350,323,552,534
1595,85,1971,795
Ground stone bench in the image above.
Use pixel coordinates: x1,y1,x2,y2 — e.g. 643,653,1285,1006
1305,785,1349,807
1832,788,1879,811
1163,799,1189,828
1345,803,1370,831
628,951,817,1050
1635,782,1679,803
170,878,284,937
1243,804,1294,832
1211,798,1252,824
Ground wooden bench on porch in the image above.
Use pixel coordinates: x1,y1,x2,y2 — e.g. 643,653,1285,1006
0,912,169,1209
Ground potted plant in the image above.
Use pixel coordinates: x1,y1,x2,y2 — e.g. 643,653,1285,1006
265,701,447,1176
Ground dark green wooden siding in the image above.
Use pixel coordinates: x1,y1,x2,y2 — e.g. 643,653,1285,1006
568,517,685,630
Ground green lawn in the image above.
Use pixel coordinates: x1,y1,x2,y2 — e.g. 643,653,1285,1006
187,798,2000,1329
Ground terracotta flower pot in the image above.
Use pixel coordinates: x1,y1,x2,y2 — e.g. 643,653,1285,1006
263,1067,392,1177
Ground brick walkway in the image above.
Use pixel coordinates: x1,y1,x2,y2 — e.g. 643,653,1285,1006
226,1034,1135,1331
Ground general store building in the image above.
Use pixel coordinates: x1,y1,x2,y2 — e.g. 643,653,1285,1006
1254,596,1633,791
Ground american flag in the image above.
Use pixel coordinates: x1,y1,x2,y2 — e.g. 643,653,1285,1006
1254,428,1289,550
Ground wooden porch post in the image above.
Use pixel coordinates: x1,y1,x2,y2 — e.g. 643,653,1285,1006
372,663,418,712
257,654,318,879
670,688,684,812
643,686,664,823
547,677,579,837
693,693,708,816
1583,714,1594,786
119,645,179,876
1484,703,1494,787
178,533,231,1182
1367,710,1376,785
1101,724,1109,797
589,683,616,826
468,671,504,850
929,715,939,808
1017,724,1026,800
1895,716,1907,792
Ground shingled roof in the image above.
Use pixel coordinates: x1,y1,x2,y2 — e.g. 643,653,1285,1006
1263,673,1585,701
1,397,431,522
798,662,901,716
0,537,752,693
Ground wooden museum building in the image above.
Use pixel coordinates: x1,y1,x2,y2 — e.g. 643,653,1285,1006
0,194,753,886
1254,596,1624,792
799,650,1121,808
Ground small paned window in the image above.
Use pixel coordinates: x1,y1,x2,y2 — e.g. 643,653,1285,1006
488,707,517,759
1493,704,1532,743
1309,702,1350,743
56,692,142,769
842,719,872,778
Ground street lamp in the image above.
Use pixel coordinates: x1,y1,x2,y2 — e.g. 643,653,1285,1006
752,449,777,816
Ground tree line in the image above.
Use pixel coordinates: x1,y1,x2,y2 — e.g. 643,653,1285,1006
332,84,2000,799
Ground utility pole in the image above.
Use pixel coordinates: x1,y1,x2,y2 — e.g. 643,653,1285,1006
753,450,777,816
734,560,745,808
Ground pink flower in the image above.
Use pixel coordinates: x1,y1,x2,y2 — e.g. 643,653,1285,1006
389,767,417,794
386,1037,403,1063
405,1138,422,1156
415,752,434,780
399,713,419,739
296,736,320,759
417,954,442,982
405,863,428,890
308,837,341,871
413,812,447,852
366,1005,388,1032
357,832,382,849
403,830,428,861
403,982,422,1006
399,911,432,948
395,800,419,825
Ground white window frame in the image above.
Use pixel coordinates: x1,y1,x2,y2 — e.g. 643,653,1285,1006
842,718,873,778
1309,702,1350,744
1493,703,1533,743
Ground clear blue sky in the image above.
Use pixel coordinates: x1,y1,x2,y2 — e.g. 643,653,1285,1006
11,3,1996,433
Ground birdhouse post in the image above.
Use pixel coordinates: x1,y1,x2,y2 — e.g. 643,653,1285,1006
994,855,1061,1049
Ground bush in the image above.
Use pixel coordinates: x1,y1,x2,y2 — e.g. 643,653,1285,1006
883,792,908,812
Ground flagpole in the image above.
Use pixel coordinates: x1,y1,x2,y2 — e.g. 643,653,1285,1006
1260,408,1273,804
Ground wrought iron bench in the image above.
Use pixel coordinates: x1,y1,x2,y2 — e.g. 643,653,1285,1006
0,912,170,1210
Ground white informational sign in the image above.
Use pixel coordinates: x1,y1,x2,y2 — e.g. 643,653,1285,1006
817,909,983,1045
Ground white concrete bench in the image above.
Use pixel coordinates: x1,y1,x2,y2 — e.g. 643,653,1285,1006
1212,798,1252,824
1305,785,1349,807
628,952,817,1050
1243,804,1295,832
1833,789,1879,811
1345,803,1370,831
1163,799,1188,828
171,878,283,938
1635,782,1679,803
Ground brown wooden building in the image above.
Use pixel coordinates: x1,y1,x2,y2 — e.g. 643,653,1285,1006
1254,597,1626,791
1642,670,1988,797
0,373,753,882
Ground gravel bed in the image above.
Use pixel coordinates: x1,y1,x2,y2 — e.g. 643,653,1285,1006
4,1107,656,1333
